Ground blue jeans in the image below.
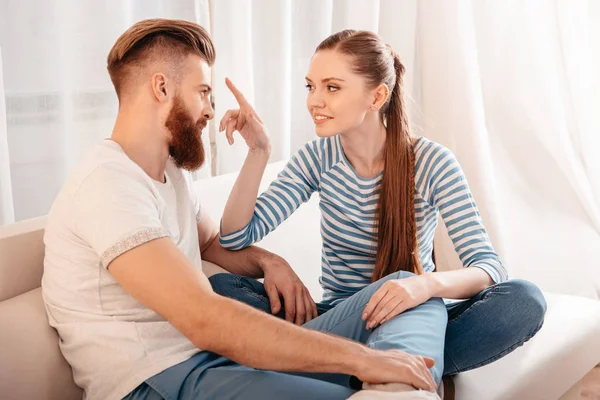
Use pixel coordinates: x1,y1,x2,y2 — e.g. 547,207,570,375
126,271,448,399
127,272,546,399
209,273,546,376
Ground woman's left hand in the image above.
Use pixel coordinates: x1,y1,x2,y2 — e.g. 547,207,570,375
362,275,433,330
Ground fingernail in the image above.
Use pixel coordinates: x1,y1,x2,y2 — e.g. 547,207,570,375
362,313,367,320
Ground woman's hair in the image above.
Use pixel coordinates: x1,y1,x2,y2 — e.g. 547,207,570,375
316,30,422,282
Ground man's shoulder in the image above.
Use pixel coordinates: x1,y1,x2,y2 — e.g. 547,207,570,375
47,143,153,222
70,142,152,194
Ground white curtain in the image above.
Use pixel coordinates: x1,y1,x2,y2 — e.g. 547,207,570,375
1,0,599,297
0,47,14,225
0,0,213,223
209,0,600,298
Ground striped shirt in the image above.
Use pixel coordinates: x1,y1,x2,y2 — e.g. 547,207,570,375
220,135,508,305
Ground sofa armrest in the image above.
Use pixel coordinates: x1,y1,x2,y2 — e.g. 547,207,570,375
0,216,46,301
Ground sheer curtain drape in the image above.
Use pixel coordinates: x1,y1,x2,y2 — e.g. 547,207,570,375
210,0,600,297
0,0,212,224
1,0,598,296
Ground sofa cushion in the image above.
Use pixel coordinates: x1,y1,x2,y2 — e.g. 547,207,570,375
0,287,82,400
454,293,600,400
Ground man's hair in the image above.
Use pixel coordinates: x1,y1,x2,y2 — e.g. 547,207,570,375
107,18,216,100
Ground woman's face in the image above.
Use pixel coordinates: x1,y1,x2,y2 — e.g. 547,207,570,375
305,50,376,137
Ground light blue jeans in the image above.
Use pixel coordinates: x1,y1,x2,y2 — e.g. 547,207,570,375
126,271,448,399
126,272,546,399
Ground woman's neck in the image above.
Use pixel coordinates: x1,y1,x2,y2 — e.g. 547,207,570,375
340,115,387,178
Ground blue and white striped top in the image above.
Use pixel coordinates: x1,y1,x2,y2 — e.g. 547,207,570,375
220,135,508,305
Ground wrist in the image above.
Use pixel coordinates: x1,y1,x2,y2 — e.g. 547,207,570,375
344,346,377,378
253,249,277,275
422,271,442,298
249,143,271,157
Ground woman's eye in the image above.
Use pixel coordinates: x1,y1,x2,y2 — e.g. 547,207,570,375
305,84,314,91
327,85,339,92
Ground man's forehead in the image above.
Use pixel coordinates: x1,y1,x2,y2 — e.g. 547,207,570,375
182,54,212,84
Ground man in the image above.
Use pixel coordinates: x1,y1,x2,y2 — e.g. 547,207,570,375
41,19,438,400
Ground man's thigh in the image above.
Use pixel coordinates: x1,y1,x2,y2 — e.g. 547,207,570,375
183,364,356,400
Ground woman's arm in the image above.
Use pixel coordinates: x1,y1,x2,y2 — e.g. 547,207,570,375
221,148,271,234
427,145,508,297
423,268,493,300
363,145,505,327
220,143,321,250
219,78,272,234
218,79,320,247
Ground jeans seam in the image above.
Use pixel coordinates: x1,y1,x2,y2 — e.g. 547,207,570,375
143,380,170,400
319,300,371,334
241,287,271,305
447,286,498,324
234,276,270,306
444,352,461,376
366,320,382,347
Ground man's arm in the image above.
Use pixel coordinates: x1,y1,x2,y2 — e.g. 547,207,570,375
197,209,265,278
107,237,436,391
197,209,318,324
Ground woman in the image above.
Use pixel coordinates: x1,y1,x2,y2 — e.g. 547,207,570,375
211,30,546,394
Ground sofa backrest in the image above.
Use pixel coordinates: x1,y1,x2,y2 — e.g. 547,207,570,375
0,161,297,400
0,216,83,400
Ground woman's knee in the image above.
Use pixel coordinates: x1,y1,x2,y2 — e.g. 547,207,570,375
492,279,547,336
208,273,238,295
506,279,546,319
208,273,265,298
208,273,274,313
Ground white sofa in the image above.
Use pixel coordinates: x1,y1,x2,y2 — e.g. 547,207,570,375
1,161,599,400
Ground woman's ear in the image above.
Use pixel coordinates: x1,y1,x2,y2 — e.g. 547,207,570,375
370,83,390,111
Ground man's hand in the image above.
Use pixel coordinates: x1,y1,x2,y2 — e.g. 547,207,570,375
356,348,437,392
260,253,318,325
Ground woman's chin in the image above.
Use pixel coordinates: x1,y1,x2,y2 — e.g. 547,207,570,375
314,125,339,138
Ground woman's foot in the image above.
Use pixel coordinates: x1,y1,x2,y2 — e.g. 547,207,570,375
348,383,441,399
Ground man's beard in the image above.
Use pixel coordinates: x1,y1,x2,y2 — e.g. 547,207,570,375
165,95,207,171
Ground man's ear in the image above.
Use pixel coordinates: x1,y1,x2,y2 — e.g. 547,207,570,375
151,73,170,103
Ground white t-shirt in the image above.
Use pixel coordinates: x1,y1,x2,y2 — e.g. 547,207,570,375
42,140,204,400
